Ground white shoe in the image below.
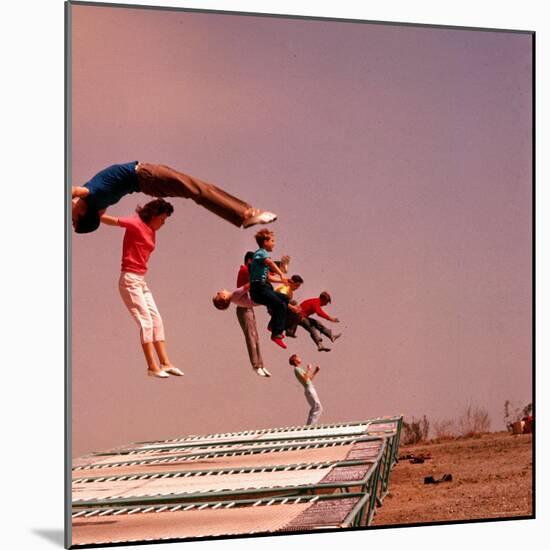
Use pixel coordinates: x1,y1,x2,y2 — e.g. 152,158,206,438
254,367,267,377
148,369,170,379
243,210,277,228
260,367,272,377
162,366,184,376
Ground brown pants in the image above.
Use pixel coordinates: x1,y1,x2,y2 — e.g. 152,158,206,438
136,163,251,227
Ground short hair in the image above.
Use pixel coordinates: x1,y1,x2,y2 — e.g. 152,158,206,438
137,198,174,223
212,293,231,310
290,275,304,284
289,354,299,366
244,251,255,264
320,291,331,303
74,202,100,234
255,228,274,248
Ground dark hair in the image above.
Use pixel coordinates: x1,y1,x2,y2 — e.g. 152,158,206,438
320,291,331,303
136,198,174,223
244,251,255,264
289,354,299,366
255,228,274,248
74,203,100,234
212,293,231,310
290,275,304,284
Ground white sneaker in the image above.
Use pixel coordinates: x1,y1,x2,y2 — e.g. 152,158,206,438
162,366,184,376
147,369,170,379
243,210,277,228
260,367,272,377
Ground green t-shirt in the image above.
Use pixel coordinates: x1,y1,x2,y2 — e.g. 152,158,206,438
294,366,311,388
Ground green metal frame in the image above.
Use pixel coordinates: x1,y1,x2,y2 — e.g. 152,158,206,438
73,444,387,526
72,416,404,530
132,416,403,446
73,457,374,485
73,491,371,531
73,434,387,472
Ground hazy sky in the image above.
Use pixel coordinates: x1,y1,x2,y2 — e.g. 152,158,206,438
70,4,532,457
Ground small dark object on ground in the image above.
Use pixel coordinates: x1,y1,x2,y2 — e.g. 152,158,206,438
424,474,453,484
400,453,432,463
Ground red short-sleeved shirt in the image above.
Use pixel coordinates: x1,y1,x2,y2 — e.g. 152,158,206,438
118,215,155,274
236,264,249,287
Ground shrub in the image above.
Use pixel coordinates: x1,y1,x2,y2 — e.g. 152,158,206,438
402,415,430,445
458,405,491,437
432,419,457,439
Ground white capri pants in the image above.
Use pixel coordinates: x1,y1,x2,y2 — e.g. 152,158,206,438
118,271,165,344
305,384,323,425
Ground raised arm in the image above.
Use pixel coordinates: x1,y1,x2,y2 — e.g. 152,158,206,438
100,214,120,226
305,364,320,381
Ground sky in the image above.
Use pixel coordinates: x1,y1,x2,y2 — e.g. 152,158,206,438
70,3,532,458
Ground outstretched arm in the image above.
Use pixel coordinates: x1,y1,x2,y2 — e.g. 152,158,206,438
100,214,120,226
72,186,90,199
316,303,339,323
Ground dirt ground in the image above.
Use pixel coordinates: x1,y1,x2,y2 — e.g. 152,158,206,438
372,431,533,526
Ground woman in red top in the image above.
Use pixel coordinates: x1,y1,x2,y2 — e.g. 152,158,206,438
100,199,184,379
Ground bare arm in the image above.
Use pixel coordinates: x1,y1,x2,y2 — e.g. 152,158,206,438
265,258,288,283
288,303,301,315
267,273,286,284
72,186,90,199
100,214,120,226
310,365,321,380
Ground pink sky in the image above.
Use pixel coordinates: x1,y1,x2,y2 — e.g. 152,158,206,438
70,4,532,457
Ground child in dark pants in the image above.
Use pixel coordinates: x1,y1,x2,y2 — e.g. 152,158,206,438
248,229,289,349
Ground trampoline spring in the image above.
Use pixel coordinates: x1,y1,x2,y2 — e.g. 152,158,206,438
99,509,114,517
156,506,168,513
113,508,128,516
142,507,155,514
128,508,142,515
169,505,182,512
72,511,87,518
198,504,209,510
183,504,195,511
84,509,101,518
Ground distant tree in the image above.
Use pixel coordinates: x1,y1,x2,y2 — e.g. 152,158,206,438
459,405,491,437
402,415,430,445
433,419,457,439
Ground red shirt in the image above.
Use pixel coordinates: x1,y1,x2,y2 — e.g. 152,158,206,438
299,298,332,321
236,264,249,287
118,215,156,275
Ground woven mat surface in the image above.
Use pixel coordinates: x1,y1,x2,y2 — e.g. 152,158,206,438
72,502,312,545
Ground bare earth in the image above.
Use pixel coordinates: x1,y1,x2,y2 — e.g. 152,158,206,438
373,431,533,526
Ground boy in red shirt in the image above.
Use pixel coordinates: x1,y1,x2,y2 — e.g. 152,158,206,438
294,291,342,352
100,198,184,379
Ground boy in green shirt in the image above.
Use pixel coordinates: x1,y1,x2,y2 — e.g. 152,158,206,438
289,354,323,425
